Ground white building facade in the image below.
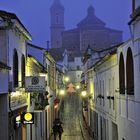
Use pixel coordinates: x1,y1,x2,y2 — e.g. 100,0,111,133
0,10,31,140
81,1,140,140
116,0,140,138
82,49,119,140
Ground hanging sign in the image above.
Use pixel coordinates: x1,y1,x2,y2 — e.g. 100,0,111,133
25,76,46,92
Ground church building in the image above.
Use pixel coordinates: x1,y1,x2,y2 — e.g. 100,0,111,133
50,0,123,59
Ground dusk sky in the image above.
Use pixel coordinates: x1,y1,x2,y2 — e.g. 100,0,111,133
0,0,131,48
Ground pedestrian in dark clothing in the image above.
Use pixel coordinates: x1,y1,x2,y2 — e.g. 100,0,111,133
52,118,63,140
52,124,58,140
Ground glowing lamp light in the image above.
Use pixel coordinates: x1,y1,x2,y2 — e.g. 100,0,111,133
76,85,80,89
64,77,69,82
81,91,87,97
11,91,21,97
16,115,21,122
59,89,65,96
15,115,21,129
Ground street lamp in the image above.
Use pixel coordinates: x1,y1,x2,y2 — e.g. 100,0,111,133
76,85,80,90
81,90,87,97
64,76,69,82
54,88,65,119
59,89,65,96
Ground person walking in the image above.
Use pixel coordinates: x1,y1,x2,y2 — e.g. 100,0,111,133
52,118,63,140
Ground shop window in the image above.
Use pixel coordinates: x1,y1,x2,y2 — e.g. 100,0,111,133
119,53,125,94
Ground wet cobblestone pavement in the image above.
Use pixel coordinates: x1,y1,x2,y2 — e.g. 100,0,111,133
50,94,93,140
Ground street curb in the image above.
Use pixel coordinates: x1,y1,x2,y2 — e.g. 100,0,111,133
79,114,93,140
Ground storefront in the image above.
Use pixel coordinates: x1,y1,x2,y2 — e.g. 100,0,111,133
9,106,27,140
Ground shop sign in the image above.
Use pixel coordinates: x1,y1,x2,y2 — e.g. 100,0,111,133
25,76,46,92
21,112,34,124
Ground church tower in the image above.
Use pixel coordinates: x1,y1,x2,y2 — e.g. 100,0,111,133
50,0,65,48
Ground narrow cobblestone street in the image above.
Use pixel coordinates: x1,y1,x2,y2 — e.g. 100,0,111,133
1,1,140,140
50,93,93,140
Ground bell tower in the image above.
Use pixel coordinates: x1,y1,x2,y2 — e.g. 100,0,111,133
50,0,65,48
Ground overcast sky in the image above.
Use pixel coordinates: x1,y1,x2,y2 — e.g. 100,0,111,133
0,0,132,48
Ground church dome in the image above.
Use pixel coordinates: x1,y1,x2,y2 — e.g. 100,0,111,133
77,5,105,29
87,5,95,16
